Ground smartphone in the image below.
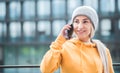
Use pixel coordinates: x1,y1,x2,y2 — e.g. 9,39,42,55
67,24,73,39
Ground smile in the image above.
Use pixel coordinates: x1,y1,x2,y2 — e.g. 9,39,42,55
77,30,86,34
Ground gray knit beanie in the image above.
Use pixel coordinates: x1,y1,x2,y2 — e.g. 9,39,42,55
71,6,99,38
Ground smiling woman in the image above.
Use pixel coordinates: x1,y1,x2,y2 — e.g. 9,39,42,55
40,6,114,73
0,0,119,73
73,16,93,42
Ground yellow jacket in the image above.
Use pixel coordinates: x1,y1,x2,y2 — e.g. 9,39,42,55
40,35,114,73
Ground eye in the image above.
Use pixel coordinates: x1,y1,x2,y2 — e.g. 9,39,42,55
74,20,79,24
83,20,88,24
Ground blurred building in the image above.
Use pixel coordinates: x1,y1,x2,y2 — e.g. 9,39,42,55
0,0,120,73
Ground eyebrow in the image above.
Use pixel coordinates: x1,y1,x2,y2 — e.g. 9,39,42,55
74,17,90,21
82,18,90,21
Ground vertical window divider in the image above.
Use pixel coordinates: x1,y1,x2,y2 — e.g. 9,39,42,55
20,0,24,42
65,0,68,23
35,0,38,42
6,1,10,42
50,0,53,40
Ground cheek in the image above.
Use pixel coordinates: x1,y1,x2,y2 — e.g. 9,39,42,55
73,25,78,32
73,24,77,29
88,26,92,32
86,26,92,34
86,23,92,30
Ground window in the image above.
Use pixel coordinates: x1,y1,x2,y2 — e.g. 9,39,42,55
0,24,3,37
84,0,98,11
52,0,65,18
38,21,51,42
9,2,21,20
0,2,6,20
101,19,111,36
118,0,120,12
10,22,21,42
118,19,120,30
23,22,35,41
10,22,21,38
67,0,82,18
100,0,115,13
52,20,66,37
18,46,39,73
4,47,17,65
4,45,49,73
37,0,50,19
23,1,35,19
38,21,50,35
0,23,6,42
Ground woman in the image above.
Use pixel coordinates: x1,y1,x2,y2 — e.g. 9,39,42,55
40,6,114,73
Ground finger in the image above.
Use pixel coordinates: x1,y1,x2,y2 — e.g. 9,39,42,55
65,24,72,30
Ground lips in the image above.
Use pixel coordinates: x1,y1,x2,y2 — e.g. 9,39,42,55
77,30,86,34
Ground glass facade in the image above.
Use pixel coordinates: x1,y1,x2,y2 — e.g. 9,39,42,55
52,20,66,36
37,1,50,18
0,23,6,42
0,0,120,73
67,0,82,18
9,2,21,20
100,0,115,13
0,2,6,20
52,0,66,18
10,22,21,42
23,22,36,42
23,1,35,20
101,19,111,36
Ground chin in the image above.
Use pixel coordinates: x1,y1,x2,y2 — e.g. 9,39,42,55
78,35,89,40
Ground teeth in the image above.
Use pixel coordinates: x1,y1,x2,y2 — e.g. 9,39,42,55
77,30,85,33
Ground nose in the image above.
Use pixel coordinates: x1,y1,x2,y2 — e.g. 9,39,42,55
78,23,83,29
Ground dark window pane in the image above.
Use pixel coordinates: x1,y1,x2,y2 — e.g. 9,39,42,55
0,23,6,42
18,46,49,64
0,2,6,20
52,0,65,18
23,1,35,19
38,0,50,18
114,67,120,73
18,47,32,65
4,47,17,73
0,23,3,39
52,20,66,37
9,2,21,20
67,0,81,18
4,47,17,65
0,23,3,37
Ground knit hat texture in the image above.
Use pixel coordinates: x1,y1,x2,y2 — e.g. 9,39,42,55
71,6,99,38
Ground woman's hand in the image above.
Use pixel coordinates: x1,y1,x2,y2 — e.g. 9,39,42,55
58,24,72,39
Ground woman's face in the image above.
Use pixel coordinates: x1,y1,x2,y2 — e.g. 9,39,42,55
73,15,93,42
